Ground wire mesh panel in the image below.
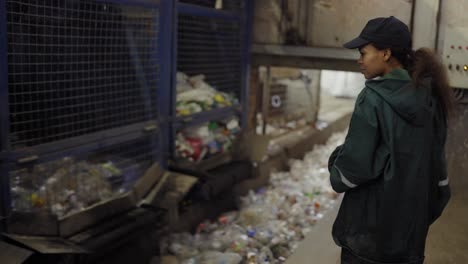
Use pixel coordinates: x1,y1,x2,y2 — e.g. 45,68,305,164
178,15,241,95
9,133,158,218
176,14,242,116
179,0,242,12
6,0,160,149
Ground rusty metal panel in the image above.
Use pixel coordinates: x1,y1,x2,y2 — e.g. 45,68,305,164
307,0,414,47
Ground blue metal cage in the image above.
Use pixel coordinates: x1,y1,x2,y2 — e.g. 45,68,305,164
177,14,242,97
179,0,242,11
0,0,252,232
9,132,159,218
6,0,160,149
0,0,171,231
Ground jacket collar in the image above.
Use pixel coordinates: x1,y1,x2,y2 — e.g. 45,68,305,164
379,68,411,81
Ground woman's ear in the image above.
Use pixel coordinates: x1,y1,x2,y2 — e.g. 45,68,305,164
382,48,392,62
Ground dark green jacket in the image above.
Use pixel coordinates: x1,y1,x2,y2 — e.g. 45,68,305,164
329,69,451,264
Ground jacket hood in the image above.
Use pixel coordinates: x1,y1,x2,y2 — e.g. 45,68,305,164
365,68,432,126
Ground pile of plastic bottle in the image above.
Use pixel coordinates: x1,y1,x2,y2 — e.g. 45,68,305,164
160,131,347,264
176,72,239,116
10,157,123,218
175,117,241,163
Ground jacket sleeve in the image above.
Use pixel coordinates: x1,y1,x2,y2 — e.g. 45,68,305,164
429,113,451,224
329,90,384,193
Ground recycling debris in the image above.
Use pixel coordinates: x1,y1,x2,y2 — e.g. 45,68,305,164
255,113,308,137
160,131,347,263
177,72,239,116
175,117,241,163
10,157,127,218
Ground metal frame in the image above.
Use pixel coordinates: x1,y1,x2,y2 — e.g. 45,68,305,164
240,0,254,128
3,125,159,166
178,2,240,21
158,0,175,167
169,0,179,157
0,0,11,231
96,0,162,7
0,0,171,233
0,0,8,153
251,45,360,72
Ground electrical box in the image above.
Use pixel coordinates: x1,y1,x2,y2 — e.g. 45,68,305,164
442,27,468,89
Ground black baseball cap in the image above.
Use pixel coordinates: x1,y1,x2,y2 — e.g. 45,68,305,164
343,16,412,49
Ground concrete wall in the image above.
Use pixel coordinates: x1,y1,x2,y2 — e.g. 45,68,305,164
307,0,413,47
437,0,468,51
252,0,414,47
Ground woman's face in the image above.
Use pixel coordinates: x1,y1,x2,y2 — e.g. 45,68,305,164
358,44,390,79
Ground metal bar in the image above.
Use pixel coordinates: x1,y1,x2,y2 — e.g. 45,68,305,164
434,0,443,51
149,3,161,167
0,0,8,152
95,0,161,8
261,67,271,135
410,0,416,32
0,0,11,232
158,0,174,169
240,0,254,129
5,133,159,176
178,2,240,21
251,45,359,61
253,54,360,72
0,121,158,161
312,73,321,124
0,162,11,233
169,1,179,160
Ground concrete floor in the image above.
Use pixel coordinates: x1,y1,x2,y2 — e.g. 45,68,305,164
287,195,468,264
285,197,341,264
425,197,468,263
286,96,468,264
285,95,347,264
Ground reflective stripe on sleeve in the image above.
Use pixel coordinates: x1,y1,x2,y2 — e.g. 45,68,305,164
438,178,449,187
334,165,358,188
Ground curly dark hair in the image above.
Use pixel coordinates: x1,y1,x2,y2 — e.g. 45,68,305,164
372,43,455,117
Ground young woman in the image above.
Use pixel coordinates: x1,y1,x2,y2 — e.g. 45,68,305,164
328,16,453,264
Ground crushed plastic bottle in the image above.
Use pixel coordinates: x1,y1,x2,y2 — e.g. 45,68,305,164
160,131,348,263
